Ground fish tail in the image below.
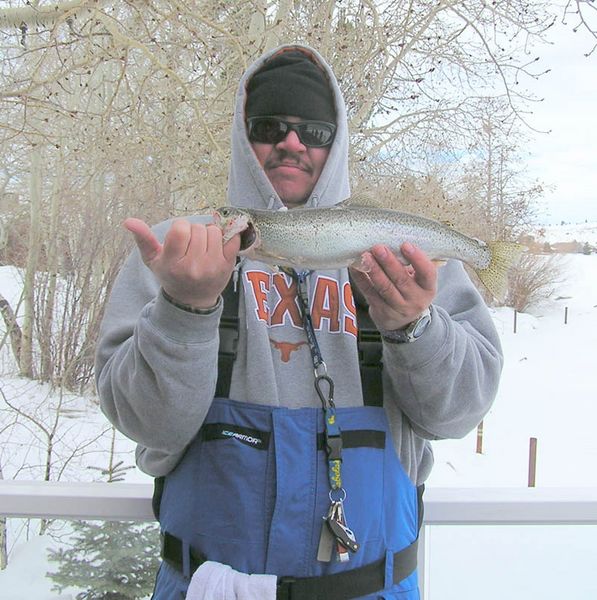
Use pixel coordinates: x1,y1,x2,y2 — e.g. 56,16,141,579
475,242,525,302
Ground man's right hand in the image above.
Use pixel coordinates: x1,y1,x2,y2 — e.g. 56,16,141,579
124,218,241,310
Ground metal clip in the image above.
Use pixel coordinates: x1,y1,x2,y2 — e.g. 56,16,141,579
315,373,335,409
314,360,328,379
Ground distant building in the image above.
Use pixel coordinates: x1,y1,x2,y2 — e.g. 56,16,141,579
550,241,584,254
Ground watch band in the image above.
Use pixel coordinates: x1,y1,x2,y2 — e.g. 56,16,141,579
161,288,221,315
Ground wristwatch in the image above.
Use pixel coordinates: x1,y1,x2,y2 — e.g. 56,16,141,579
382,307,432,344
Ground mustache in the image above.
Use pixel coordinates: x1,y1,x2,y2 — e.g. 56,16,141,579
264,152,313,174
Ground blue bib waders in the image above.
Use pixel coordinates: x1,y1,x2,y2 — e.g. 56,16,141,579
152,397,421,599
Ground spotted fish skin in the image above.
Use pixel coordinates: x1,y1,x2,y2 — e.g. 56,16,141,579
213,203,522,300
215,205,491,269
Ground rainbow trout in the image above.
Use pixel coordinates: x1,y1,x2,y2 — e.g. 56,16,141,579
213,202,523,300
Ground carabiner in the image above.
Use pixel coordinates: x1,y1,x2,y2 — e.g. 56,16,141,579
315,373,335,409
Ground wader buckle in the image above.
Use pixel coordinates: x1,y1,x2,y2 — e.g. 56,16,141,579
325,434,343,461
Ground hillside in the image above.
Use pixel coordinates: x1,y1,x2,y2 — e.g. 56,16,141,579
533,221,597,246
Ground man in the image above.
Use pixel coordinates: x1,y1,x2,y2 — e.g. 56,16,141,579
96,45,503,599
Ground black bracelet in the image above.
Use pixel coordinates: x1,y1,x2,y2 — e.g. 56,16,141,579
161,288,220,315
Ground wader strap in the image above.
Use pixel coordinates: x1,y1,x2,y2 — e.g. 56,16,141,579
316,429,385,451
160,533,418,600
215,279,240,398
276,538,418,600
356,307,383,408
152,476,165,520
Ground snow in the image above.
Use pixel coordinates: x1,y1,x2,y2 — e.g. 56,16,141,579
424,250,597,599
1,227,597,599
427,252,597,490
0,535,76,600
533,221,597,245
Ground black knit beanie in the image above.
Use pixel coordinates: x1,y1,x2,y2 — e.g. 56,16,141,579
246,50,336,123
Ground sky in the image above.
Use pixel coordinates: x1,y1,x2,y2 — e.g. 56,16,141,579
524,10,597,225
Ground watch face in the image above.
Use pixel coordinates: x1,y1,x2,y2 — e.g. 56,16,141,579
411,313,431,338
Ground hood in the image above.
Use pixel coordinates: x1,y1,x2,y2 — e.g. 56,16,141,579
226,44,350,210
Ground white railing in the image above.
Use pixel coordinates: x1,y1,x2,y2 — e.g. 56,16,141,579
2,482,597,599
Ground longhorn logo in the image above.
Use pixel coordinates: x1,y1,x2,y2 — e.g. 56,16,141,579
269,338,308,363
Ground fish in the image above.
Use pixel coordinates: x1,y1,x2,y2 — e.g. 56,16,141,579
213,201,524,301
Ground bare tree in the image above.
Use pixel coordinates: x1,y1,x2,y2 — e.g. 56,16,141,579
563,0,597,55
19,146,43,378
0,383,111,478
506,252,565,312
447,98,544,242
0,292,22,366
2,1,586,338
0,1,561,204
0,463,6,570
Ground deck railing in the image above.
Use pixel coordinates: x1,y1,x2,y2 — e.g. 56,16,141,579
2,482,597,598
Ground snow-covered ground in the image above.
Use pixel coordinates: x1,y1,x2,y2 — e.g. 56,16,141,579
424,249,597,599
534,220,597,245
422,224,597,598
1,226,596,599
429,251,597,490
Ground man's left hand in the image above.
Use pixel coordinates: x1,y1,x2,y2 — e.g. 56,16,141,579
349,242,437,332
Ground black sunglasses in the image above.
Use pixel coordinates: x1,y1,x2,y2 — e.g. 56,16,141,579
247,116,336,148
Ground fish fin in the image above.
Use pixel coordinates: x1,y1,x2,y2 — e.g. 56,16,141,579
350,255,372,273
330,197,354,209
475,242,526,302
336,192,379,208
432,259,448,267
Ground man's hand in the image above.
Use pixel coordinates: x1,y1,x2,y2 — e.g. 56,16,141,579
124,218,241,310
349,242,437,332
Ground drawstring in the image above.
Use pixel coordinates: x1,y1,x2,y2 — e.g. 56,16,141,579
231,259,244,292
266,196,289,211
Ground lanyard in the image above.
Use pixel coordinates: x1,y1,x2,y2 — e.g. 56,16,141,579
285,269,359,562
293,270,325,373
288,269,343,493
286,269,359,561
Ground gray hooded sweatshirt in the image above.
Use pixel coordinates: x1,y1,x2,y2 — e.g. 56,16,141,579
95,45,503,486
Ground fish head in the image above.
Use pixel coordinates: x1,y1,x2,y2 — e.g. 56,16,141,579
213,206,258,252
